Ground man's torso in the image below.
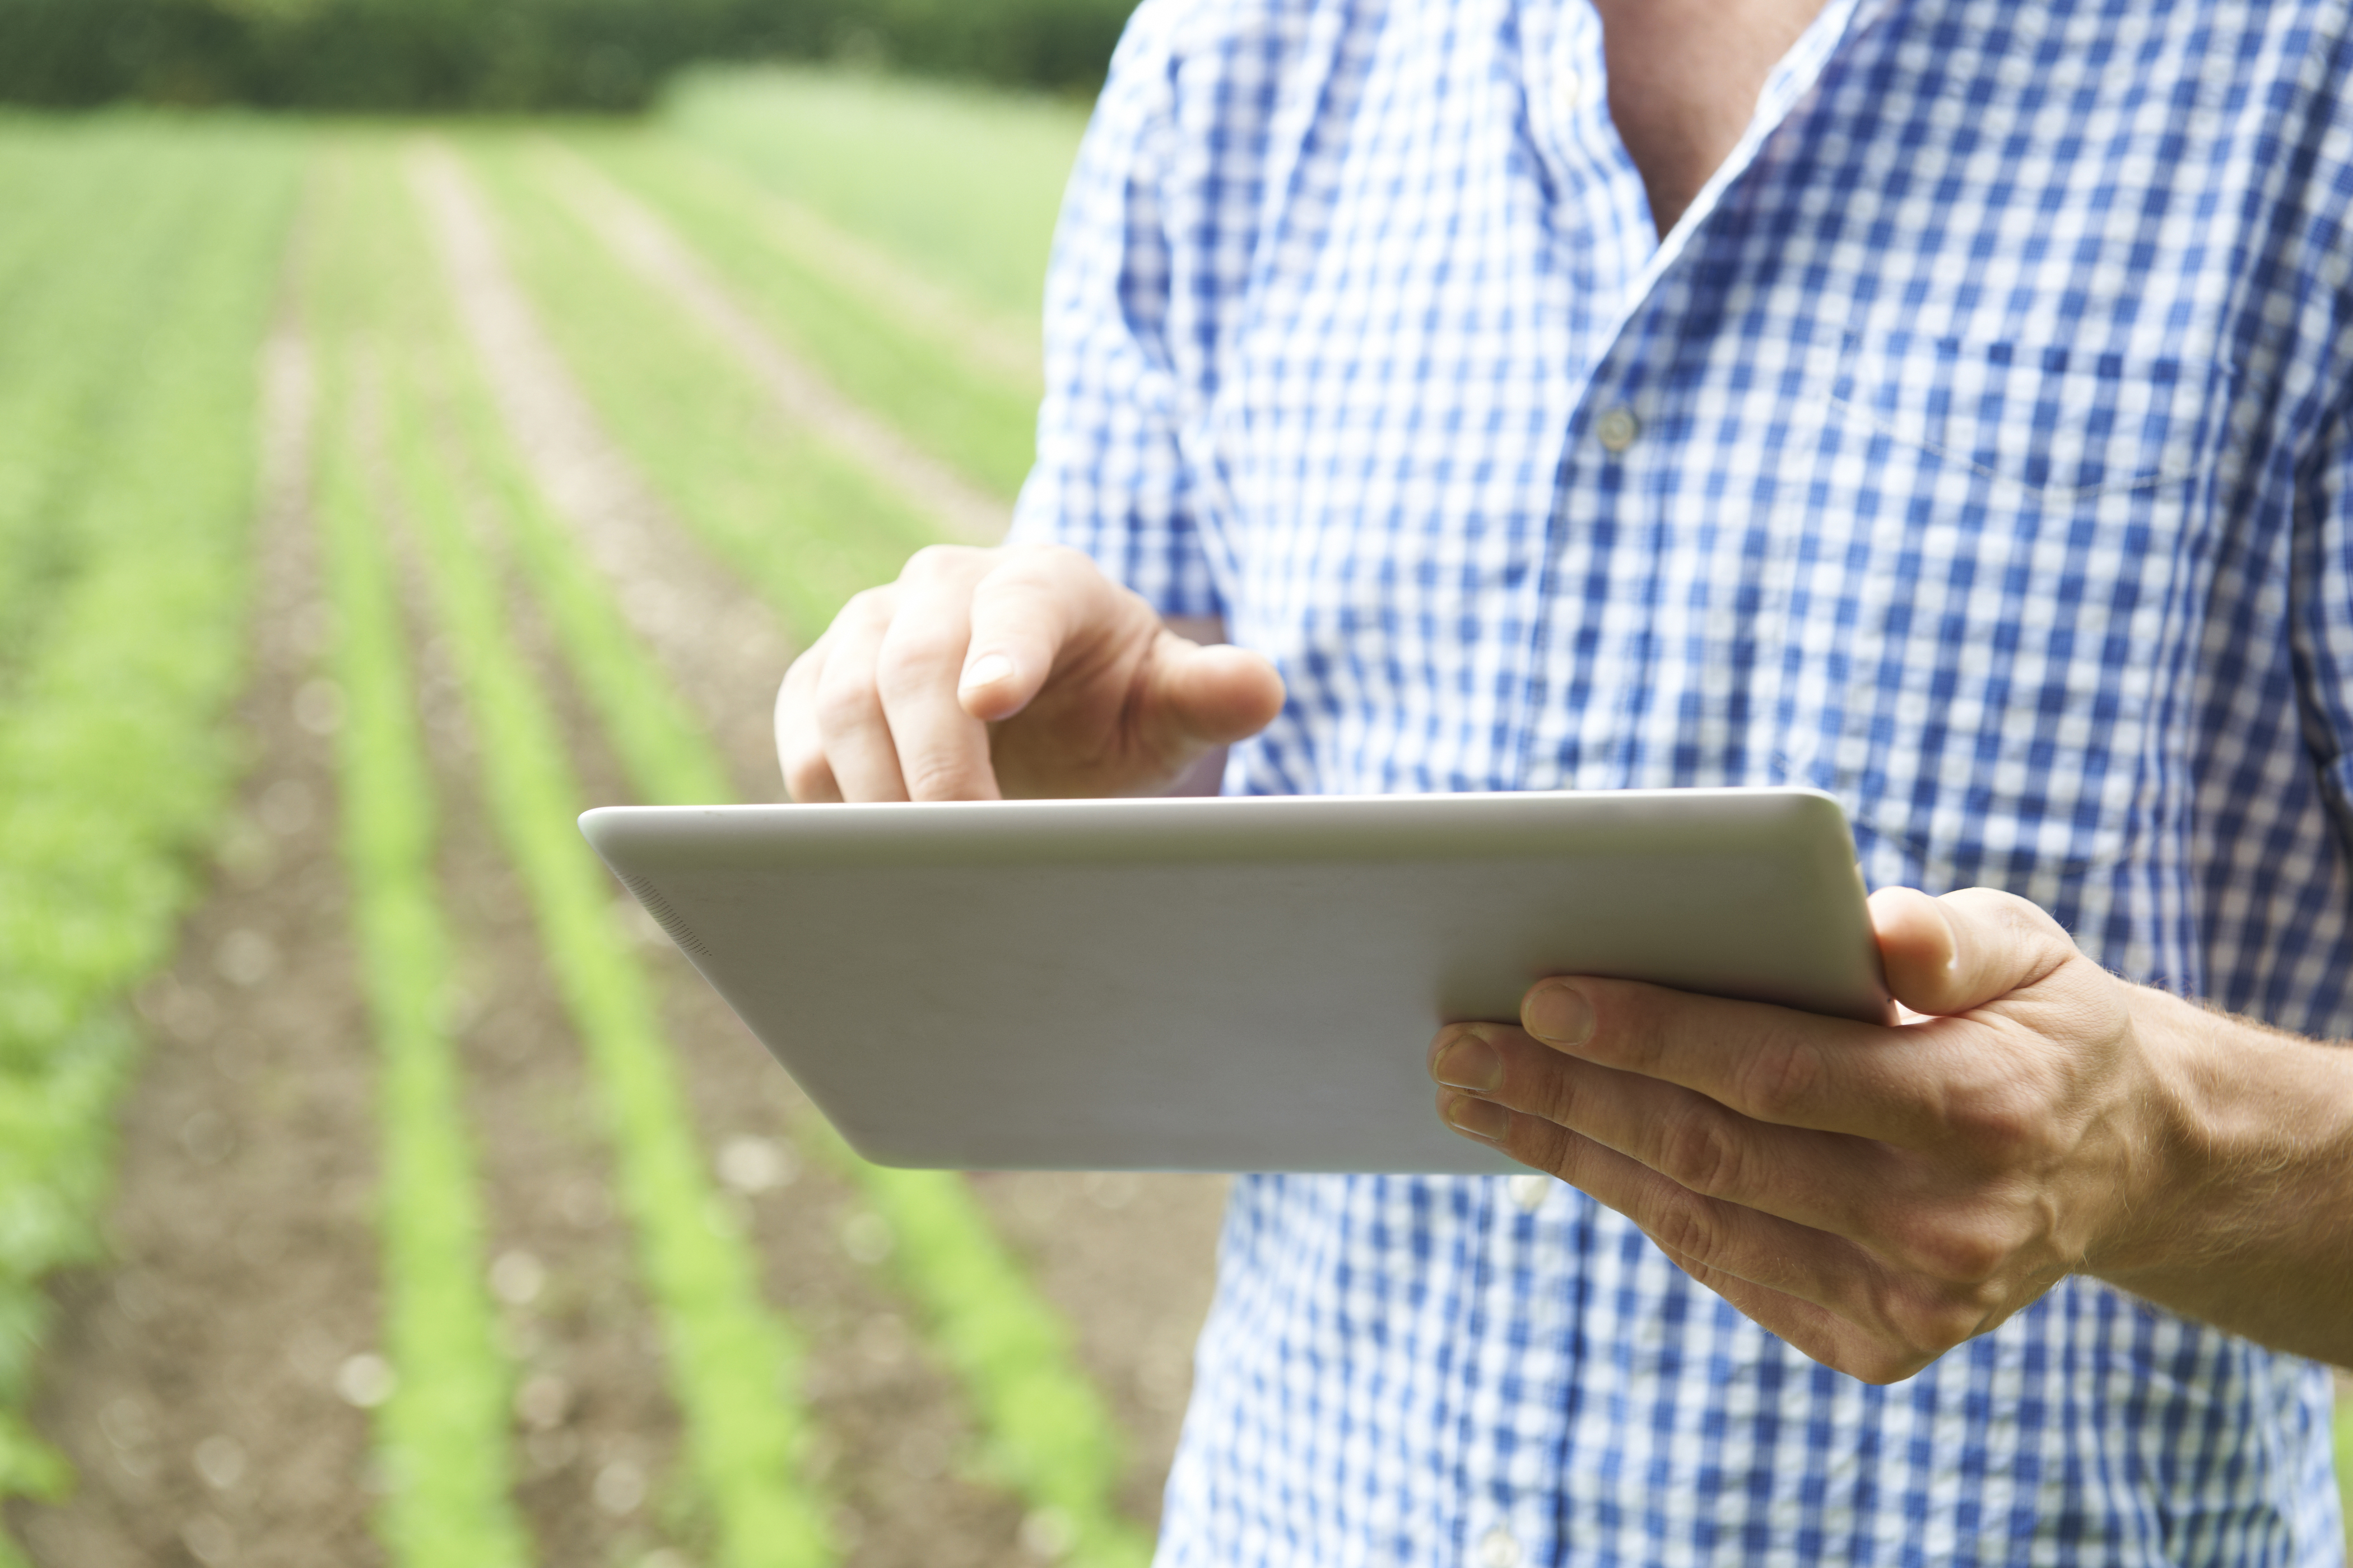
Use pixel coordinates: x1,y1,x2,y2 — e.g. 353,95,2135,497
1016,1,2353,1561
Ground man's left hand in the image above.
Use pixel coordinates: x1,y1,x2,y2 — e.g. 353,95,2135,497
1425,886,2353,1382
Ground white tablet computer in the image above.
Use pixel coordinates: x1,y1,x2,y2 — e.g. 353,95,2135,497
579,788,1887,1175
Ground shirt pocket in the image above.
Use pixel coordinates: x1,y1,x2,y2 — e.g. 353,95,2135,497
1829,332,2222,497
1798,332,2230,899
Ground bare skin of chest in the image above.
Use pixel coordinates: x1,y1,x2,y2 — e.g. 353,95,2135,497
1590,0,1829,234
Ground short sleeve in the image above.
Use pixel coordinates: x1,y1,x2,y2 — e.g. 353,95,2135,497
1008,0,1226,621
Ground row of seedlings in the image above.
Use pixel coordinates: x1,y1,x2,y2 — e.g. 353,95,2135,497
549,133,1042,499
454,141,940,636
415,156,1152,1568
0,136,251,674
0,126,301,1545
342,147,834,1568
307,150,537,1568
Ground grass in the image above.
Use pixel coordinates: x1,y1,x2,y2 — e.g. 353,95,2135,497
0,120,298,1536
461,134,940,641
345,145,836,1568
660,63,1089,322
308,156,536,1567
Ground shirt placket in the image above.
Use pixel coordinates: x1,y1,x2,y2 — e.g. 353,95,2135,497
1455,1172,1575,1568
1514,0,1881,794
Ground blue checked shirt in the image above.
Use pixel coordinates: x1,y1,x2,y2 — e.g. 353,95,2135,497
1008,1,2353,1562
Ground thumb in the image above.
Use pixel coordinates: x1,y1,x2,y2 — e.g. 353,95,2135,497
1870,885,2076,1017
1143,634,1286,752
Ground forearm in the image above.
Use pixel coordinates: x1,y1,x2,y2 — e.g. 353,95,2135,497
2091,986,2353,1364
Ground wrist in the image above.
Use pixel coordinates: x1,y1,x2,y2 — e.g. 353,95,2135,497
2087,984,2353,1356
2081,986,2227,1278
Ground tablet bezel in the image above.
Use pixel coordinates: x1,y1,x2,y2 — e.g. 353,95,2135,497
582,788,1888,1174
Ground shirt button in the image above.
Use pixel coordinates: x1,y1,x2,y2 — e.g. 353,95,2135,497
1594,405,1640,453
1509,1172,1550,1212
1479,1527,1523,1568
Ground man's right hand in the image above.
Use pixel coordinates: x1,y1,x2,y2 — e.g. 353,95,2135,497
775,543,1285,802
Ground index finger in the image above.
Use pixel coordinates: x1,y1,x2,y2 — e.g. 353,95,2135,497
1521,976,1968,1146
958,545,1114,722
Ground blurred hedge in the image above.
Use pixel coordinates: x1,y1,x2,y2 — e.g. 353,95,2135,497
0,0,1139,109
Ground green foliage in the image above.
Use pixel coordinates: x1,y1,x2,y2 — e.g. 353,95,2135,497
573,132,1041,499
0,120,297,1528
463,136,937,641
447,173,1145,1558
310,157,536,1567
0,0,1139,110
2338,1393,2351,1547
810,1131,1153,1568
0,125,157,334
661,64,1086,320
445,338,737,811
356,147,833,1568
0,132,241,684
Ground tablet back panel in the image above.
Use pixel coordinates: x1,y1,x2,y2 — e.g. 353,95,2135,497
580,789,1886,1174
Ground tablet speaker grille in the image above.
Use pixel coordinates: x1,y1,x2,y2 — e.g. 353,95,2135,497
615,871,712,957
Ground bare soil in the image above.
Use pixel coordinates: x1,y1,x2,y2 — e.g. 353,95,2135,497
416,140,1227,1526
13,159,1226,1568
12,331,386,1568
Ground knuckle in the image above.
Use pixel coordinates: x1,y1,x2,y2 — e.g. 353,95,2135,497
1904,1213,2021,1285
840,585,895,626
899,750,975,803
1845,1342,1936,1386
780,749,834,803
875,620,962,686
1644,1192,1724,1264
871,644,945,705
1503,1117,1577,1183
1013,540,1089,574
813,663,883,733
1951,886,2081,977
1943,1067,2052,1155
1730,1035,1822,1122
896,543,978,585
1523,1058,1583,1127
996,541,1098,595
1654,1105,1745,1198
1892,1290,1987,1363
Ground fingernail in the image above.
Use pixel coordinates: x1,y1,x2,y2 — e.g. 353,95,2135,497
1443,1095,1512,1142
1526,984,1593,1048
1432,1031,1503,1091
962,652,1013,689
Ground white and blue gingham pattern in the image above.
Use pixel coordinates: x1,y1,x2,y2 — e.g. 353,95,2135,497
1011,1,2353,1563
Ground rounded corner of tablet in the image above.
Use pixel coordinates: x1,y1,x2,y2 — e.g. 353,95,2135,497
577,804,626,847
1778,784,1854,830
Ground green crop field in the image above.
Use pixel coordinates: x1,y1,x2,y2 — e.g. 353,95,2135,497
0,65,2346,1568
0,73,1224,1568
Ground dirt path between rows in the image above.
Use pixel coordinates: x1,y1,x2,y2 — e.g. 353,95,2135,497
408,144,790,789
717,173,1041,392
531,146,1012,545
11,137,1226,1567
411,144,1228,1532
12,296,389,1568
410,350,1037,1564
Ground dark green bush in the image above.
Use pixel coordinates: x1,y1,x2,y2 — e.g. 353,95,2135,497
0,0,1137,110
